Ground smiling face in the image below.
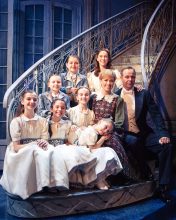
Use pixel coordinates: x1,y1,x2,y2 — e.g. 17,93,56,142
48,75,62,94
76,88,90,105
121,68,136,90
66,56,80,74
21,92,38,112
97,121,113,136
96,50,109,68
100,74,115,94
51,100,66,119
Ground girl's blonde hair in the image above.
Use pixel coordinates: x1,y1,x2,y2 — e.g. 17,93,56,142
99,69,116,81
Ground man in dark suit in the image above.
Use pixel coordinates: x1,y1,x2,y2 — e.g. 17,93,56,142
115,66,172,202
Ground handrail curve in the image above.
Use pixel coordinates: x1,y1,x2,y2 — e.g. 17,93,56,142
141,0,175,88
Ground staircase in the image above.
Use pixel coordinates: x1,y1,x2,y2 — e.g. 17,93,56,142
3,1,155,143
1,0,175,160
112,43,143,85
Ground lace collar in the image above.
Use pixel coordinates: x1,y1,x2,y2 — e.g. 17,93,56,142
95,91,118,103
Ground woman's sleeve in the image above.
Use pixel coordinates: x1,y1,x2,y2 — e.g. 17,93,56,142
114,96,125,129
87,72,94,92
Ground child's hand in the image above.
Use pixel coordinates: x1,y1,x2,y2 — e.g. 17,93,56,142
102,134,112,140
71,125,78,131
37,139,48,150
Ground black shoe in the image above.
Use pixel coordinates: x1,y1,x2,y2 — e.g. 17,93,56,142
155,185,172,203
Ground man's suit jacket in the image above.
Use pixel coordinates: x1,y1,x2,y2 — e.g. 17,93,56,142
115,88,169,143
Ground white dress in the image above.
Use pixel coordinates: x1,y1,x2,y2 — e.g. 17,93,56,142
0,114,55,199
76,126,123,184
49,119,98,186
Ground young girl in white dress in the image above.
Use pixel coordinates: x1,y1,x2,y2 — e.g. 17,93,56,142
48,98,98,188
67,86,95,130
76,118,123,189
0,90,55,199
49,99,123,190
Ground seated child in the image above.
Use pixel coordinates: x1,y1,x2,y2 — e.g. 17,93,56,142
76,118,123,189
38,74,70,117
60,55,88,107
48,99,123,190
0,90,55,199
67,86,95,130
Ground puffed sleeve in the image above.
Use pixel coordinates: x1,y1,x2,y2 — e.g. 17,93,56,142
114,69,122,89
89,110,95,125
40,117,49,140
114,96,125,129
10,118,21,141
87,72,95,92
78,127,98,146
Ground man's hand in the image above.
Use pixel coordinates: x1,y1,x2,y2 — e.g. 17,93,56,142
159,137,170,145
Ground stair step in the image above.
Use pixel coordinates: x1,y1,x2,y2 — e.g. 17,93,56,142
113,64,141,73
114,57,141,64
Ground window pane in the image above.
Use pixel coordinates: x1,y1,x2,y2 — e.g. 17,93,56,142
0,67,7,83
54,39,62,48
0,49,7,66
24,37,33,53
35,5,44,20
25,20,34,36
35,37,43,53
0,102,6,120
0,85,6,102
35,21,43,36
25,5,34,20
64,24,71,38
54,7,62,21
0,1,8,12
0,31,7,48
0,121,6,139
34,54,43,63
0,14,8,30
54,22,62,38
24,54,33,70
64,9,72,23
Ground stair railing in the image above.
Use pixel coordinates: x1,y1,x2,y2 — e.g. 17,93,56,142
3,2,154,140
141,0,175,89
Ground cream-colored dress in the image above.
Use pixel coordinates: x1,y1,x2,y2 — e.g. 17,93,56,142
87,69,122,93
76,126,123,184
49,119,98,186
67,105,95,127
0,114,55,199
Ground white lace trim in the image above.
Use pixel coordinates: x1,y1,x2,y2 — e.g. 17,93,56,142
95,92,118,103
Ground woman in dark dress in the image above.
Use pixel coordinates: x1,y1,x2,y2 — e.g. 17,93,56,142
89,69,132,179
